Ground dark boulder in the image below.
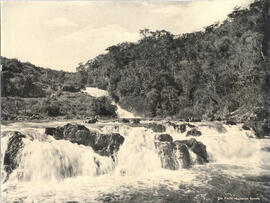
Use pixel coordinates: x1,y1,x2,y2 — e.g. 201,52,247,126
188,138,208,164
177,124,187,133
226,120,237,125
45,127,61,137
187,123,196,128
3,131,26,180
45,123,125,156
132,119,141,124
242,125,250,130
186,128,202,137
154,135,176,170
174,138,208,164
244,120,269,138
49,123,95,146
155,134,173,142
118,118,130,123
91,133,125,156
167,122,186,133
86,117,98,124
154,135,208,169
148,123,166,133
173,141,191,168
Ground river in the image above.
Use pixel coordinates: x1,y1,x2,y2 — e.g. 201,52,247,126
1,88,270,202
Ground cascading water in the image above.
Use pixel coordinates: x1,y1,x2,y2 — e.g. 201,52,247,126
83,87,137,118
1,88,270,202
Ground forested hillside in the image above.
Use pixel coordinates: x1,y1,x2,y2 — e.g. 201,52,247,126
82,0,269,124
1,57,116,120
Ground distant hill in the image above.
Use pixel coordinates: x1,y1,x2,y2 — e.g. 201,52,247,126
1,57,85,98
1,57,117,120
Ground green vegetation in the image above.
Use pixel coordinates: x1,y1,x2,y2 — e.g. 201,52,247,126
81,0,269,125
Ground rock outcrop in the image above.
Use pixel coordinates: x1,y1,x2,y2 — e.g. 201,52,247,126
154,134,208,170
45,123,125,157
186,128,202,137
3,131,27,181
147,123,166,133
167,122,187,133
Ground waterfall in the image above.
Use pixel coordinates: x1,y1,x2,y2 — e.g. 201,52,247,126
1,120,270,202
82,87,137,118
1,87,270,202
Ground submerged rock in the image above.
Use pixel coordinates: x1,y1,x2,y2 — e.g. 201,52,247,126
226,120,237,125
45,123,125,157
242,125,250,130
3,131,27,181
85,117,98,124
132,118,141,124
186,128,202,137
167,122,187,133
118,118,130,123
148,123,166,133
155,134,173,142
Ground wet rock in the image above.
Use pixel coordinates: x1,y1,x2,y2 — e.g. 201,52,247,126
118,118,130,123
132,118,141,124
155,134,173,142
177,124,187,133
188,138,208,164
242,125,250,130
45,123,125,156
91,133,125,156
167,122,186,133
244,120,269,138
154,135,176,170
173,141,191,168
174,138,208,164
262,147,270,152
186,128,202,137
154,135,208,169
187,123,196,128
86,117,98,124
148,123,166,133
3,131,26,180
226,120,237,125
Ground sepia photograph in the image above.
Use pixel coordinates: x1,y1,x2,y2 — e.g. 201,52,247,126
1,0,270,202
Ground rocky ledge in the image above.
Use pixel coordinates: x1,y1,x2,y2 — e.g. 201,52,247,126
45,123,125,157
154,134,208,170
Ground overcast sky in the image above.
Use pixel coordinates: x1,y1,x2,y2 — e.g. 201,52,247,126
2,0,252,72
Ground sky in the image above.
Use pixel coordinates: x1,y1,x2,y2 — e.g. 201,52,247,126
2,0,252,72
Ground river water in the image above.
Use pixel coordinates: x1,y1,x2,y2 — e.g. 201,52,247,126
1,88,270,202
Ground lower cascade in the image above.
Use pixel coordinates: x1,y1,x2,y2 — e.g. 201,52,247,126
1,87,270,202
2,123,209,183
2,119,270,202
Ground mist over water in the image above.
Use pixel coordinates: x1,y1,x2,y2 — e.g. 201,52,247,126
1,88,270,202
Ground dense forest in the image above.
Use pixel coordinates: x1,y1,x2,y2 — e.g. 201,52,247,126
1,57,117,120
80,1,269,124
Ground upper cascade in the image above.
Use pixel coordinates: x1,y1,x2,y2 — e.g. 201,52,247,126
83,87,138,118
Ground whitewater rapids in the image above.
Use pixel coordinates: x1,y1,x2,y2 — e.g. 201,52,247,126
1,88,270,202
